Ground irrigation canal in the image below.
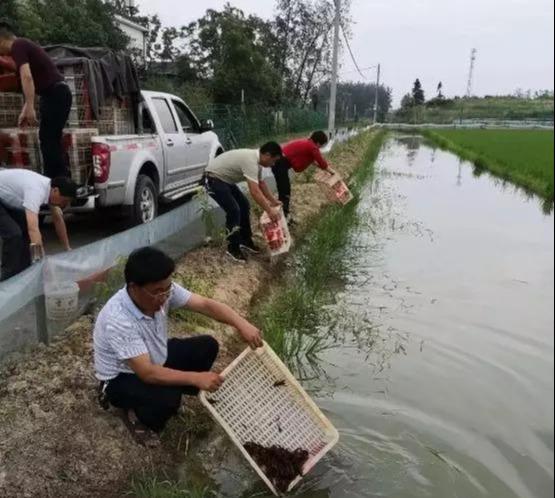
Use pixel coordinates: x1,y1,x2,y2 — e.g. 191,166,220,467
183,134,554,498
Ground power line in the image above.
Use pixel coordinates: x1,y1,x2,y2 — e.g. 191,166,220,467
341,65,379,77
340,22,366,80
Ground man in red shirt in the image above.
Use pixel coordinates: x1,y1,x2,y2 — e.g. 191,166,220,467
272,130,331,220
0,21,72,179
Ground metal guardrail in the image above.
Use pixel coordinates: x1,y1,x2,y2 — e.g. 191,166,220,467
0,193,224,361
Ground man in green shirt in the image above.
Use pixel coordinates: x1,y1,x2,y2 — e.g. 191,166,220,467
205,142,283,262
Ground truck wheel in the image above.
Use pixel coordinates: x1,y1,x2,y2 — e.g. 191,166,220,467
132,175,158,225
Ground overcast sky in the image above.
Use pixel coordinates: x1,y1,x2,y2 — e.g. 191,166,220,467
137,0,554,106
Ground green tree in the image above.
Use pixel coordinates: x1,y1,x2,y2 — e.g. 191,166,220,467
0,0,20,23
437,81,444,99
314,81,393,122
412,78,425,105
180,5,281,105
400,93,414,110
274,0,349,104
9,0,129,51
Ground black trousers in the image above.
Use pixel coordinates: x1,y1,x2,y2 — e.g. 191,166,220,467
0,200,31,281
206,176,253,252
39,82,72,179
272,157,292,217
106,336,219,432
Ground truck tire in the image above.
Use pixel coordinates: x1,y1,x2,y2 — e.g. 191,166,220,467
131,175,158,225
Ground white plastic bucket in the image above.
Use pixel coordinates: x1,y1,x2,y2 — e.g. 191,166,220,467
45,282,80,321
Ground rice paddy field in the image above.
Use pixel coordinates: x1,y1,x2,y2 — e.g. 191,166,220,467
424,129,554,200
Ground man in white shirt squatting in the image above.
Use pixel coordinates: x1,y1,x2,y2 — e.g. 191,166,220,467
94,247,263,446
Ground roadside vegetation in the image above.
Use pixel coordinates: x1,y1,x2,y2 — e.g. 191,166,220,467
129,475,216,498
253,130,387,368
423,128,554,200
124,129,388,497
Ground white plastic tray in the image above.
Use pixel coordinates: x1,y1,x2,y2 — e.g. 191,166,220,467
200,342,339,495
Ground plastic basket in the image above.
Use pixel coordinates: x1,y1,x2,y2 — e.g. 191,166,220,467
0,128,42,171
199,342,339,496
260,207,293,257
314,169,354,206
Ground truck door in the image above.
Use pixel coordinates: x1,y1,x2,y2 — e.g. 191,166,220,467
151,97,189,190
171,99,212,185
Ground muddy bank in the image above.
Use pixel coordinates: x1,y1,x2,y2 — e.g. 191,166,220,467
0,130,383,498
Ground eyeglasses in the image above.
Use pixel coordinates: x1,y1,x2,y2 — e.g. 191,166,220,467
141,285,173,301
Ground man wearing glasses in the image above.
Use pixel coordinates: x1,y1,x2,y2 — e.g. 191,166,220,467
93,247,263,446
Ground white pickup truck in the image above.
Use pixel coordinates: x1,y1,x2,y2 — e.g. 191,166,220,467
91,90,223,224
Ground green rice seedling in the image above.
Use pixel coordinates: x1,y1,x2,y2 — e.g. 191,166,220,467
423,129,554,200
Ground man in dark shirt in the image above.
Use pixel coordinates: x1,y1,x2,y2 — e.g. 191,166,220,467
272,131,332,220
0,21,72,179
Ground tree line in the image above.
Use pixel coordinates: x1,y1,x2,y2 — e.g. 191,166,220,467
0,0,392,118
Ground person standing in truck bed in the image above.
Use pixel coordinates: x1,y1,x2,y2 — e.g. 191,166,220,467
0,20,72,179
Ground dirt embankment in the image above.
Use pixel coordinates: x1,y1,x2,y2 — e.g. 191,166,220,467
0,131,379,498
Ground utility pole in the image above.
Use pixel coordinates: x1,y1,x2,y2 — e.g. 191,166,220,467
328,0,341,137
373,63,381,124
466,48,477,98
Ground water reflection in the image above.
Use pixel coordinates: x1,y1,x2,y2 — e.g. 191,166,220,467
178,135,553,498
423,136,554,219
541,199,554,216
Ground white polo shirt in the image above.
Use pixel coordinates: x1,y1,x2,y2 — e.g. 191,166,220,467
0,169,51,214
205,149,263,185
93,283,192,381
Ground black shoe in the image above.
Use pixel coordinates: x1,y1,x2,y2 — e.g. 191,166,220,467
240,241,262,254
226,248,248,263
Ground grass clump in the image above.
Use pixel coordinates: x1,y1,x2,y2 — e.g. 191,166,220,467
171,273,215,331
253,130,387,368
423,128,554,200
128,474,216,498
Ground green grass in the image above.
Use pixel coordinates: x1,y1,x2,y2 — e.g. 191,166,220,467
252,130,388,368
128,474,216,498
170,273,215,331
423,129,554,200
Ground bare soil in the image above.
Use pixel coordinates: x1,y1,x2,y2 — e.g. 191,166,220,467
0,131,378,498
